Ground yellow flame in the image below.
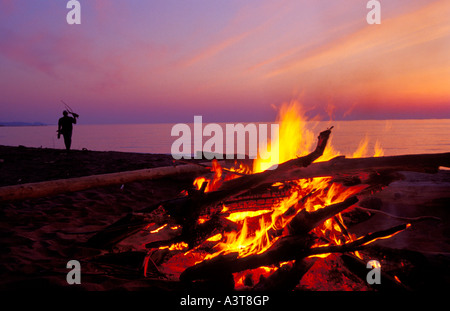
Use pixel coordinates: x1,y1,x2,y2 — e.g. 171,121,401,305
226,209,273,222
352,135,370,158
352,136,385,159
374,140,384,157
193,176,208,191
160,242,188,251
253,100,315,173
206,233,222,242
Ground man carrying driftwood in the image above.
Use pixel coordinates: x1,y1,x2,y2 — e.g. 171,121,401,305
58,110,79,151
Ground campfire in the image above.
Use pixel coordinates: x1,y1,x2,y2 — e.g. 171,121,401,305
86,103,449,291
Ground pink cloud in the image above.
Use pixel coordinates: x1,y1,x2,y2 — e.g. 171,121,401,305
0,26,133,94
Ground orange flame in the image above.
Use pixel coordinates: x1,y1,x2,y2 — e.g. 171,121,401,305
193,159,249,193
156,100,387,287
194,101,369,263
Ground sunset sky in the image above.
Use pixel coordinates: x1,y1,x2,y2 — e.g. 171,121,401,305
0,0,449,124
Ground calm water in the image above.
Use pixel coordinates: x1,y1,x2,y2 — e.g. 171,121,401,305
0,120,449,157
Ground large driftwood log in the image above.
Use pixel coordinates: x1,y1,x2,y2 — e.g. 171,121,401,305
0,162,213,202
174,152,450,216
264,152,450,184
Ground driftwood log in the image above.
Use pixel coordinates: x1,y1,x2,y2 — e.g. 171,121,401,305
263,152,450,184
0,161,213,202
1,150,448,203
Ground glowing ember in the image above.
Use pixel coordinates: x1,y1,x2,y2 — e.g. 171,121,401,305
150,224,167,233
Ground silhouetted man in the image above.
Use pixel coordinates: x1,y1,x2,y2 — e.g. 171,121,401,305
58,110,78,151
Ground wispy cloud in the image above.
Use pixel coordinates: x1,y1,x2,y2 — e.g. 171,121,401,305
264,0,450,79
255,0,450,108
173,0,293,69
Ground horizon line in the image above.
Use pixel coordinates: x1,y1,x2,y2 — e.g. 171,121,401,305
2,117,450,127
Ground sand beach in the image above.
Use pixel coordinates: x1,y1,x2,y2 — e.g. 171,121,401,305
0,145,449,291
0,145,197,290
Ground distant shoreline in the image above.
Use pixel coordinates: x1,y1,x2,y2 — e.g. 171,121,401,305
1,118,450,127
0,122,48,127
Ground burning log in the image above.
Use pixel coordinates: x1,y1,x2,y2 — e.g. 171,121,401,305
287,196,359,235
178,196,362,283
307,223,410,256
179,223,409,283
252,258,317,291
144,215,238,249
179,236,311,283
214,127,334,196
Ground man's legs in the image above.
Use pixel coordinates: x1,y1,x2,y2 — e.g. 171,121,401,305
63,133,72,150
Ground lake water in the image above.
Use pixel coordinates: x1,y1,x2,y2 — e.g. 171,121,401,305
0,120,449,157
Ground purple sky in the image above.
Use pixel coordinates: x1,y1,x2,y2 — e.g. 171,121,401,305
0,0,449,124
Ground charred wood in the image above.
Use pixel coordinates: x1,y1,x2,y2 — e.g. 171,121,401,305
179,223,409,283
287,196,359,235
252,258,317,291
86,213,149,249
306,223,410,257
340,254,411,291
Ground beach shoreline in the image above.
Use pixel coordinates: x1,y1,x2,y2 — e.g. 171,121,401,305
0,145,449,290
